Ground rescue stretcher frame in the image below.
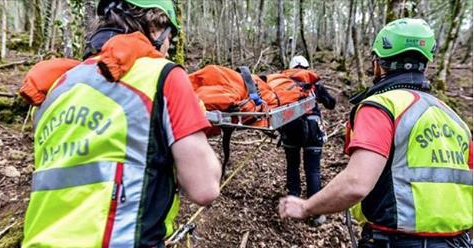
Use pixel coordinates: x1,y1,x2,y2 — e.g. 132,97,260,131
205,93,316,130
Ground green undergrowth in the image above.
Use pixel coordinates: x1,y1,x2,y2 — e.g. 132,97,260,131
0,95,29,125
0,211,23,248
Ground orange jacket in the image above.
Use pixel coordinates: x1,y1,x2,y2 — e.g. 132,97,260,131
281,68,320,84
265,69,320,106
20,59,81,106
20,32,163,106
189,65,279,112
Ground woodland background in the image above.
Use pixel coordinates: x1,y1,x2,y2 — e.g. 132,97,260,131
0,0,472,247
0,0,472,88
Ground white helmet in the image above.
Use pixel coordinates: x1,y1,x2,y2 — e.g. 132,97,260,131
289,55,309,69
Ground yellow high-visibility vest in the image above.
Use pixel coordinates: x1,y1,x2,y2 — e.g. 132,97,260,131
24,57,181,247
350,89,472,235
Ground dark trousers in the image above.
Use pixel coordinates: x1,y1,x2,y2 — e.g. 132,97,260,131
358,226,472,248
284,146,322,198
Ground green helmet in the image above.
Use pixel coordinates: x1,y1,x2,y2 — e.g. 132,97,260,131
372,18,435,62
98,0,180,32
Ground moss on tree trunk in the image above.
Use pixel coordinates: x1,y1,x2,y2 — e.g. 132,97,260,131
172,0,186,65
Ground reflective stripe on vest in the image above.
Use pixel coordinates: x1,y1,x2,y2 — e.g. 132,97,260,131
24,58,171,247
391,91,472,233
31,161,116,191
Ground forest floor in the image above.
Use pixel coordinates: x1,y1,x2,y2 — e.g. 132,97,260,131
0,51,472,248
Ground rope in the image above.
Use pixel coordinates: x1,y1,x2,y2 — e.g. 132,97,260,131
165,136,269,246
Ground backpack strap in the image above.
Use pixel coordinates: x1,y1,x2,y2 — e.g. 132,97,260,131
349,105,359,130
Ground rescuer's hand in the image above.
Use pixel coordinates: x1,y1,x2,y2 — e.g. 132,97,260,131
278,196,310,219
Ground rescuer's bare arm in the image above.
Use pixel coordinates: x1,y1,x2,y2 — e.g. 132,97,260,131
172,131,221,205
279,149,387,219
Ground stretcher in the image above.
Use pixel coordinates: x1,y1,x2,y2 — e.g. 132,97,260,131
206,92,316,172
205,92,316,131
193,65,320,173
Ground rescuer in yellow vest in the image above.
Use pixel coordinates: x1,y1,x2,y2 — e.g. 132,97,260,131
278,18,472,247
22,0,221,247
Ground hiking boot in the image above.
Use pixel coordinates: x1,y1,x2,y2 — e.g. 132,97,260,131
308,215,326,227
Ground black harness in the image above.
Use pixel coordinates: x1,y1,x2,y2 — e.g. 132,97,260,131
349,71,430,128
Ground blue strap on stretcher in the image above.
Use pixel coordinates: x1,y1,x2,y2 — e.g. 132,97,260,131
237,66,263,106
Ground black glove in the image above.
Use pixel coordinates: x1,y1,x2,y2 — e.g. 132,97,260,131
316,83,336,110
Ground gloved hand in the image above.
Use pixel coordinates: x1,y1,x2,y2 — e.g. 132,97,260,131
316,83,336,110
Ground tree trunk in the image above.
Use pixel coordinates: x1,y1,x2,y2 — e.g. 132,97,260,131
84,0,96,37
320,1,326,49
245,0,250,22
43,0,54,52
225,0,232,64
1,0,7,60
341,0,355,71
299,0,311,66
436,21,446,47
215,0,225,64
332,1,340,56
28,12,34,48
379,0,387,26
351,2,366,88
367,0,378,45
236,0,245,61
277,0,286,68
360,0,366,37
233,0,244,62
23,0,31,32
200,0,208,61
446,2,465,76
344,0,355,55
254,0,265,63
290,0,298,59
11,1,22,32
173,0,186,65
62,1,73,58
435,0,463,91
310,0,318,53
229,0,235,66
461,22,473,64
32,0,44,54
50,0,60,51
185,0,191,35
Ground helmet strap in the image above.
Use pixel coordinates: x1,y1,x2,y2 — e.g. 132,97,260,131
379,59,427,72
152,26,172,51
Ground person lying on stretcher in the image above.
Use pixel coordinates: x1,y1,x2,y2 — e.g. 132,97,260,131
189,61,335,114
